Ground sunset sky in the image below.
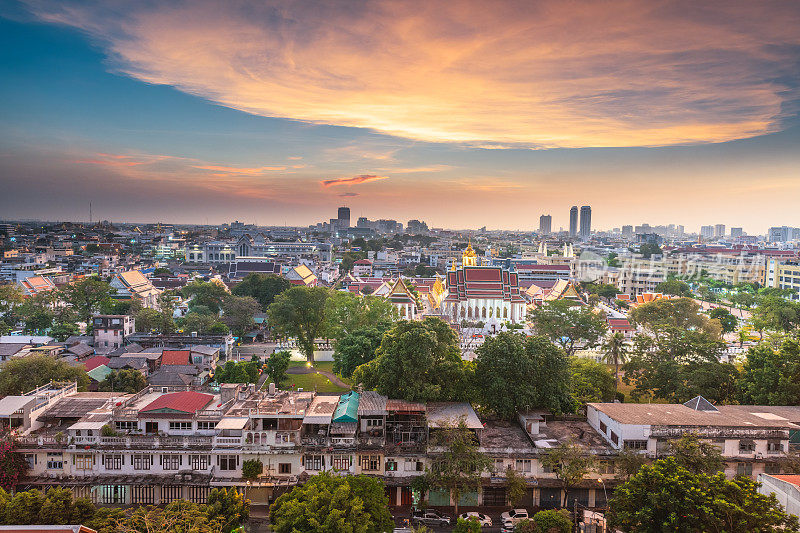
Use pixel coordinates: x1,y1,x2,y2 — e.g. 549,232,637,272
1,1,799,233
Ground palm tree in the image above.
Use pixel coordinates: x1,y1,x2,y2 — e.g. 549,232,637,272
601,331,628,388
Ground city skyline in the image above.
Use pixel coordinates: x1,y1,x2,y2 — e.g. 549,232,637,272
1,1,800,233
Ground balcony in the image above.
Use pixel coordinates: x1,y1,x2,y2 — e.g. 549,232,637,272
213,436,243,448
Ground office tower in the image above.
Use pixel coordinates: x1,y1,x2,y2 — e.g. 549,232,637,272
700,225,714,239
569,206,578,237
731,227,743,238
714,224,726,238
579,206,591,239
677,225,685,237
337,206,350,228
622,225,633,238
769,226,790,243
539,214,552,235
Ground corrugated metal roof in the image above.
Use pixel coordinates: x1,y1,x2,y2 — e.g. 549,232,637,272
357,391,387,416
140,391,214,414
87,365,113,382
332,391,359,423
161,350,190,365
84,356,110,371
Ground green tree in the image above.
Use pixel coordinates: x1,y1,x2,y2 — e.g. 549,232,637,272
505,466,527,508
353,318,467,403
324,291,397,341
182,280,229,314
516,510,571,533
654,278,692,297
266,350,291,388
751,296,800,333
427,418,492,516
530,300,607,355
332,326,388,378
49,321,79,342
601,331,628,387
268,286,329,363
269,472,393,533
630,298,722,340
242,459,263,481
540,441,595,508
614,448,647,482
60,277,115,323
667,434,724,474
98,369,147,394
178,312,229,335
569,358,615,404
638,243,662,258
206,487,250,529
232,273,291,309
18,293,54,334
473,333,575,418
39,487,77,525
608,458,799,533
222,295,261,336
4,489,44,524
709,307,738,333
739,340,800,405
453,517,482,533
0,284,24,332
0,355,89,395
134,307,162,332
215,360,260,384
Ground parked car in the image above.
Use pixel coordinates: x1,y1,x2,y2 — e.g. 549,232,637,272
411,509,452,527
500,508,529,525
458,512,492,526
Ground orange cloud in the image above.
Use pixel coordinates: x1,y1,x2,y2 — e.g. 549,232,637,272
321,175,388,187
192,164,288,176
30,1,800,148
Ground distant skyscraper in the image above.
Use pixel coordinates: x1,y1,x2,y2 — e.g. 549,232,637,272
579,206,591,239
714,224,726,238
569,206,578,237
731,227,743,238
337,206,350,228
700,225,714,239
539,214,552,235
622,225,634,238
677,225,685,237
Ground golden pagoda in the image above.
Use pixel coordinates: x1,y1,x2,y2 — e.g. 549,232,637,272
462,240,478,267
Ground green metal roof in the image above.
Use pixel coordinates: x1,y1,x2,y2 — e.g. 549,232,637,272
87,364,113,382
333,391,359,423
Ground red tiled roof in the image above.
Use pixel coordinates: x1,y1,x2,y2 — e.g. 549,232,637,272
140,391,214,414
161,350,190,365
772,475,800,487
84,355,110,371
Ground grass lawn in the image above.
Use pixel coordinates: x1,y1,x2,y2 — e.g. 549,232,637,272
264,361,352,393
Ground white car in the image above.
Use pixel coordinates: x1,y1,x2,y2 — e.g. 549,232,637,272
458,512,492,527
500,508,529,525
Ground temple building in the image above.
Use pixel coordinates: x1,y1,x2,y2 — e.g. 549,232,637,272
442,244,527,325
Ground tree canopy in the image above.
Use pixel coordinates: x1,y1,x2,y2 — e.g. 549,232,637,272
60,277,115,324
739,340,800,405
332,325,389,378
569,357,616,405
182,280,229,314
232,273,291,309
609,457,799,533
266,350,291,388
269,472,393,533
98,369,146,394
473,332,575,418
222,295,260,336
0,355,89,395
529,300,607,355
324,291,396,342
654,278,692,297
353,317,467,403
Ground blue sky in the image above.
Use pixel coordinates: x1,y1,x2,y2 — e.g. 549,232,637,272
1,1,799,233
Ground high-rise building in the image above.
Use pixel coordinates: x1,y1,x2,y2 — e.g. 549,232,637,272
539,214,552,235
676,225,685,237
337,207,351,228
622,225,634,238
700,225,714,239
731,227,743,238
714,224,726,238
579,206,591,239
769,226,791,243
569,206,578,237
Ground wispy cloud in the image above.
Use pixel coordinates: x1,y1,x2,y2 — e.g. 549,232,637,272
321,174,389,187
338,192,359,197
25,0,800,148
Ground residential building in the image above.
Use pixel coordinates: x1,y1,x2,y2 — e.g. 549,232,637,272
731,227,744,238
93,315,135,352
715,224,726,238
700,225,714,239
539,215,552,235
569,206,578,237
579,206,591,240
766,259,800,300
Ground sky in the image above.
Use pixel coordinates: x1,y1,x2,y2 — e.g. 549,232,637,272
1,1,799,234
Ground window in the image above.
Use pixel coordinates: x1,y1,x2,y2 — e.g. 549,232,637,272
103,454,123,470
623,440,648,451
332,455,351,471
46,452,63,470
737,462,753,476
599,421,607,434
115,421,137,431
597,461,615,474
190,455,210,470
169,421,192,431
609,431,619,446
197,421,215,431
405,458,423,472
768,441,784,453
188,486,210,504
219,455,238,471
765,463,782,474
366,418,383,427
133,454,152,470
161,454,181,470
131,485,154,504
162,485,182,501
304,454,324,471
739,440,756,453
74,454,93,470
385,459,397,471
360,455,380,471
276,433,291,444
279,463,292,474
515,459,532,473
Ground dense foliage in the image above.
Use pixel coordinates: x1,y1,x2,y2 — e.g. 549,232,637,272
0,355,89,395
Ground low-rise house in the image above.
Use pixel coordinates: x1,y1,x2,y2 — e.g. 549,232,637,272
92,315,134,352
